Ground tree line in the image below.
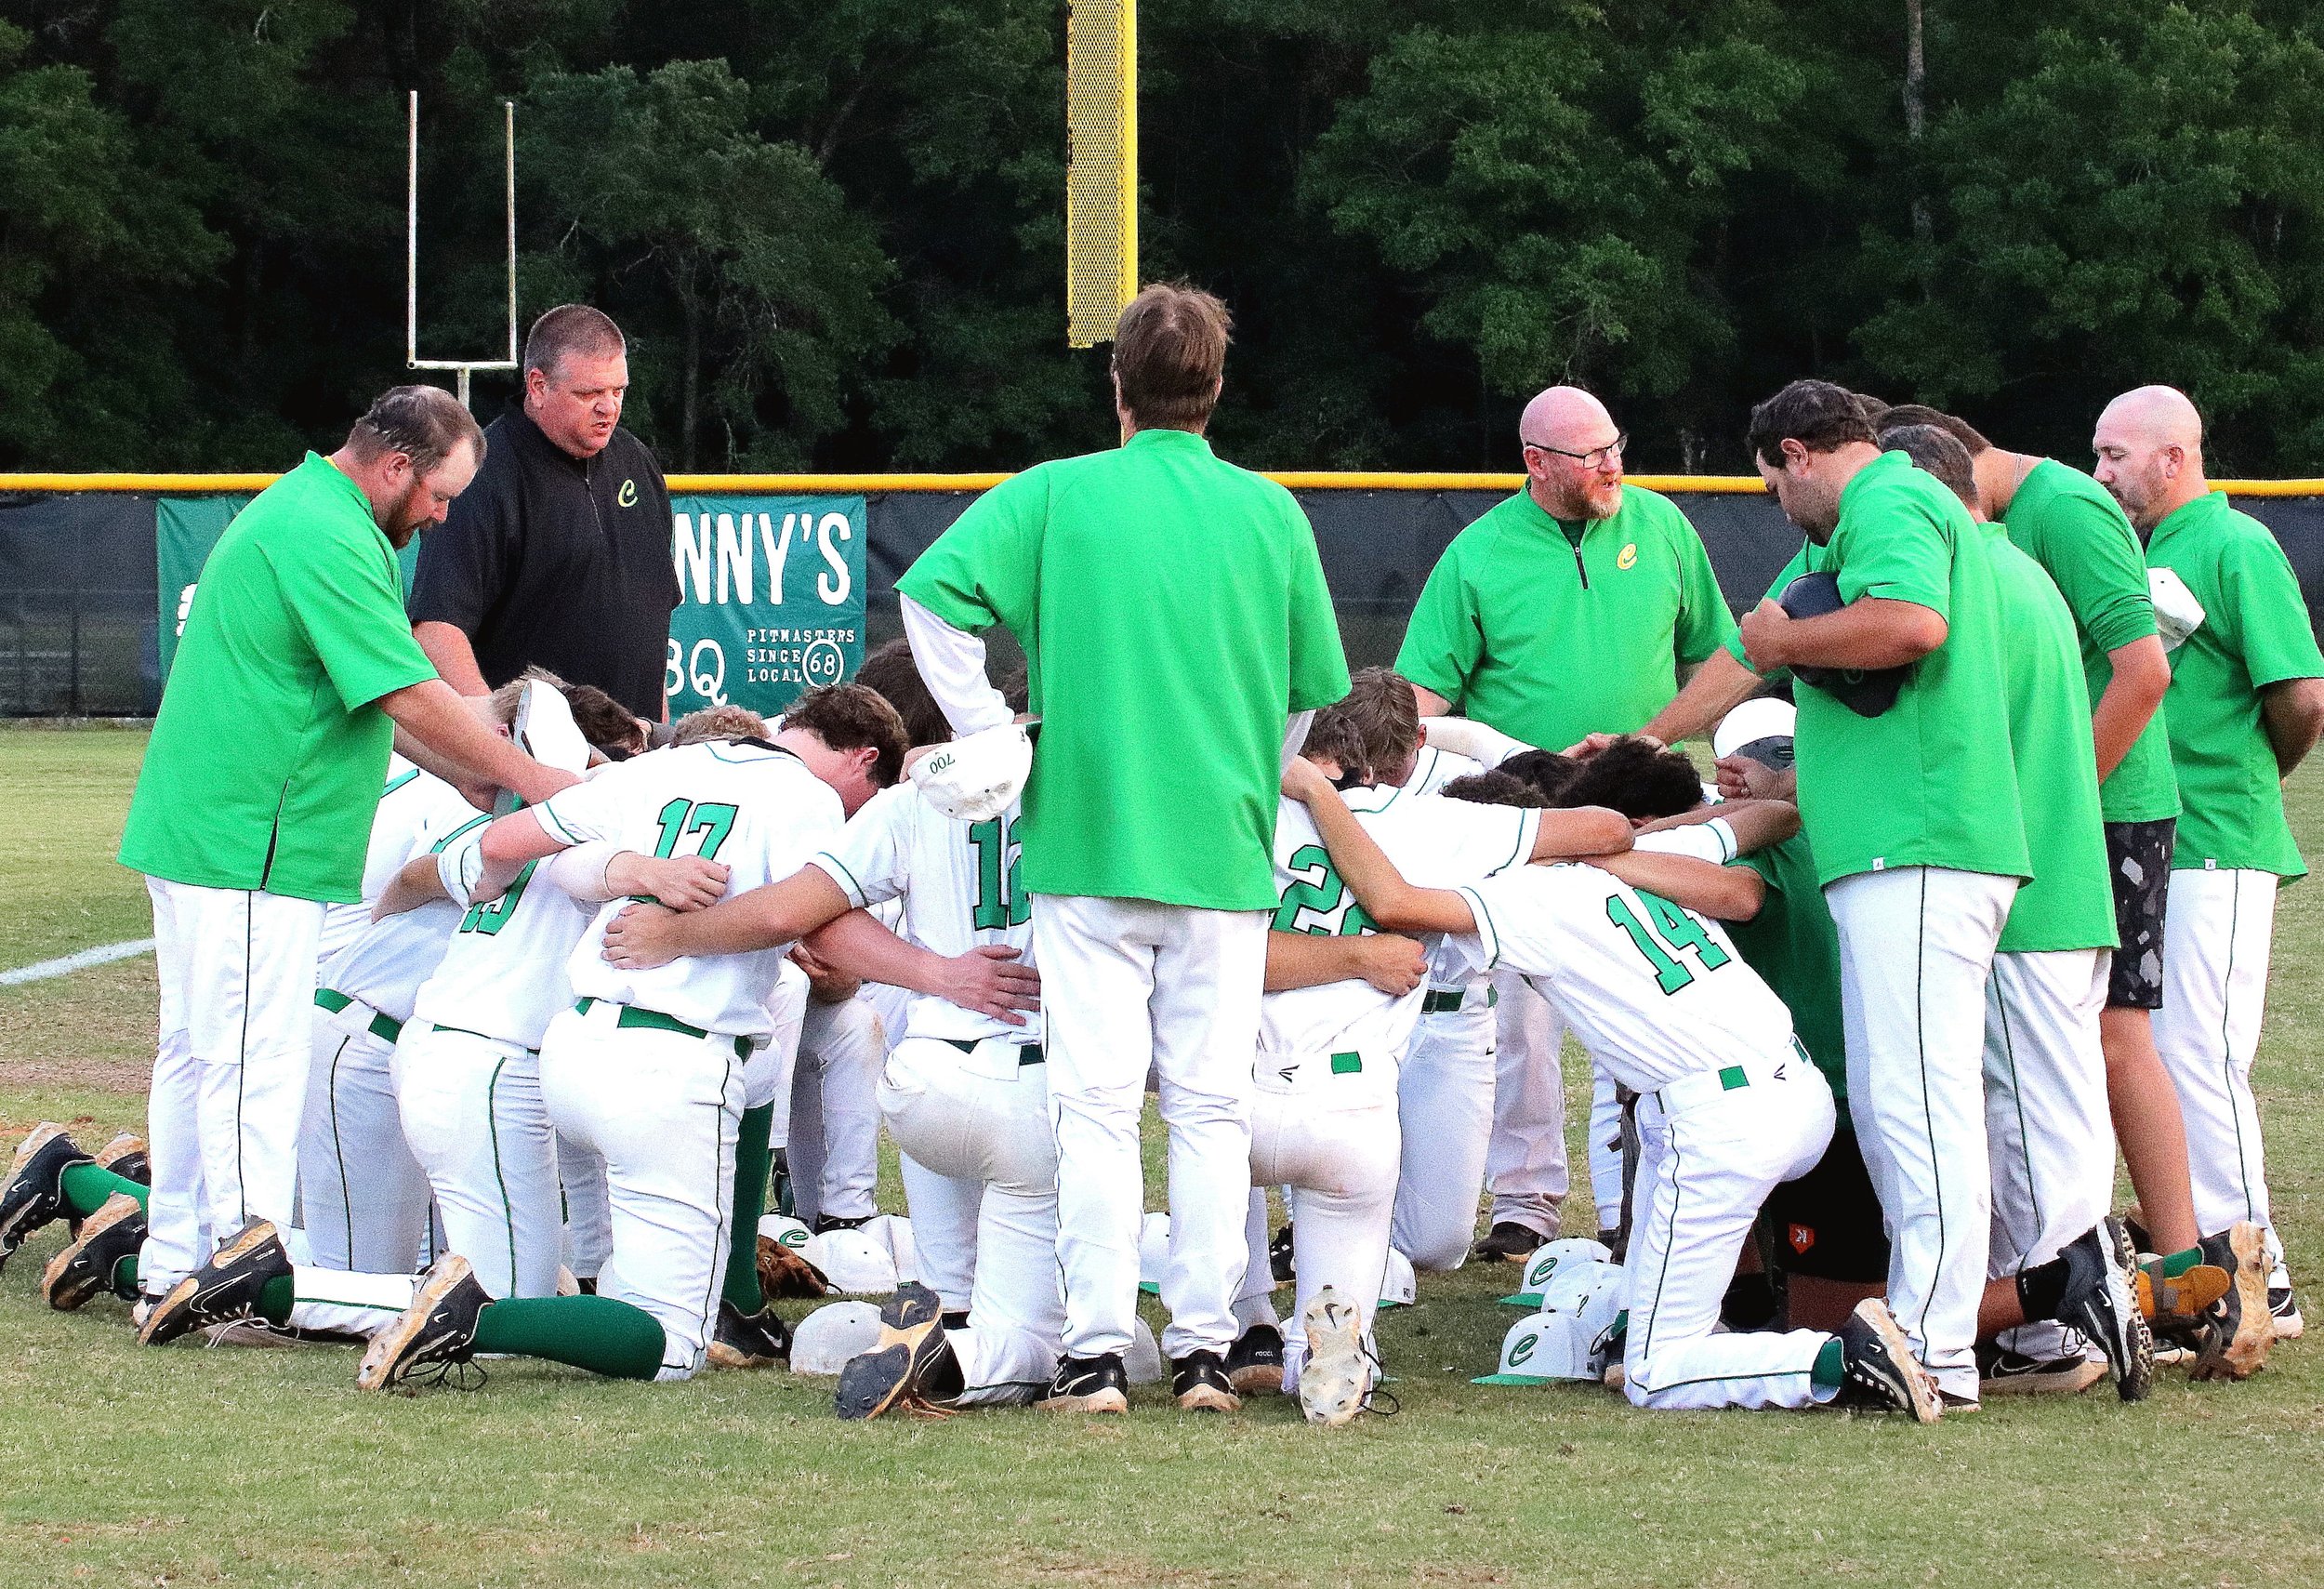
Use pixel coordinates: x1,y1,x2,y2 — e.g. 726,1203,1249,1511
5,0,2323,477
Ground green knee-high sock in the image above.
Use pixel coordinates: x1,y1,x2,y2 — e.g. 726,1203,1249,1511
470,1295,666,1381
722,1103,774,1313
257,1276,295,1326
59,1162,147,1217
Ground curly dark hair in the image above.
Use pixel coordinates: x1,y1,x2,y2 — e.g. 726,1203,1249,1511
1553,737,1703,821
1439,771,1550,810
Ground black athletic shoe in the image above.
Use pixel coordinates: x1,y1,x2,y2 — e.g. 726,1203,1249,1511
41,1191,146,1311
138,1219,292,1346
1224,1322,1287,1396
835,1282,959,1421
942,1309,971,1331
2269,1287,2304,1341
358,1255,493,1392
1472,1222,1543,1264
811,1212,873,1235
1833,1298,1941,1423
0,1124,92,1270
1038,1352,1129,1414
2193,1222,2274,1380
94,1133,150,1186
1169,1348,1242,1412
706,1300,793,1370
1269,1223,1295,1284
2057,1218,2155,1401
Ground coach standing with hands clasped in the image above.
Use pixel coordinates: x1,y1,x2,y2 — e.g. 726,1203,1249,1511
117,386,577,1315
1393,387,1736,1259
410,305,679,723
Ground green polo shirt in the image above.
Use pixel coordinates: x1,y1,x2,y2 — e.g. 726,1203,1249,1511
1731,452,2029,887
1394,484,1734,751
898,428,1350,910
2002,459,2179,823
2145,491,2324,880
1727,832,1848,1114
120,453,439,902
1982,523,2117,952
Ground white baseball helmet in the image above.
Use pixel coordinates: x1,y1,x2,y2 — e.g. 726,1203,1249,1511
1712,695,1797,768
2148,565,2207,653
1377,1247,1417,1309
911,722,1034,822
1137,1211,1170,1294
1499,1238,1615,1308
803,1226,897,1295
1125,1316,1165,1384
788,1300,884,1375
870,1212,918,1284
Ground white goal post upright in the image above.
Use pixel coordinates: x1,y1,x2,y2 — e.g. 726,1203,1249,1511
406,93,519,409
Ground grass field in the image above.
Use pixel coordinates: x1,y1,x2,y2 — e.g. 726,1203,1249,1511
2,724,2319,1589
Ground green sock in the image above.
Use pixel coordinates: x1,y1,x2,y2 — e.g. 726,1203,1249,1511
470,1295,666,1381
111,1255,139,1296
1811,1337,1846,1390
59,1162,146,1217
257,1275,295,1326
2156,1244,2204,1278
722,1104,774,1313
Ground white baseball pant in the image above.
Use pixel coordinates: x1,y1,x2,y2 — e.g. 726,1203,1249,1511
1249,1049,1401,1390
1828,865,2016,1402
558,1134,611,1283
1485,972,1570,1238
2155,867,2282,1265
786,994,883,1226
540,1000,743,1380
391,1024,563,1301
298,1000,429,1275
1392,996,1496,1270
1235,1187,1280,1331
266,1225,422,1336
139,878,324,1292
899,1151,981,1314
1624,1053,1839,1410
1033,893,1266,1360
879,1035,1063,1404
1985,948,2115,1357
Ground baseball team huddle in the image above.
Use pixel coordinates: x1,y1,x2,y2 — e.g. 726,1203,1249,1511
3,281,2319,1429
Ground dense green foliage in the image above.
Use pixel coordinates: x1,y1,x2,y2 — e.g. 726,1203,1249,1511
6,0,2324,473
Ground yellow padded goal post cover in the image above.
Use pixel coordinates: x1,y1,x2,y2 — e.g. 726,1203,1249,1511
1065,0,1136,347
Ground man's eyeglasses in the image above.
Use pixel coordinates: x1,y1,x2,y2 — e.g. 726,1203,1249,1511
1523,433,1627,470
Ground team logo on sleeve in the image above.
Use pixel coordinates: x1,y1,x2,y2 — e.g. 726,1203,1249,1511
1617,542,1639,570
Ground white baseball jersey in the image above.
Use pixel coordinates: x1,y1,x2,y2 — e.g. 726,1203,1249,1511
1462,861,1796,1092
407,826,601,1051
1260,788,1539,1059
318,759,468,960
545,739,846,1039
809,782,1037,1047
318,772,488,1021
1399,745,1486,798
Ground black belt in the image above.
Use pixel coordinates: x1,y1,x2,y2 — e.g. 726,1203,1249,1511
943,1037,1044,1066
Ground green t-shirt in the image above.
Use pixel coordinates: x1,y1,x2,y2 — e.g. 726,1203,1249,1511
897,428,1350,910
2145,491,2324,879
119,454,439,902
1981,523,2118,952
1733,452,2029,887
1728,832,1848,1114
2002,459,2179,823
1394,484,1735,750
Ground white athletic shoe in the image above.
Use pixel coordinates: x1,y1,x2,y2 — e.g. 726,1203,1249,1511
1298,1286,1372,1428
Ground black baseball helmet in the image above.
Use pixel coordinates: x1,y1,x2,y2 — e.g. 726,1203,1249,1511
1779,571,1908,718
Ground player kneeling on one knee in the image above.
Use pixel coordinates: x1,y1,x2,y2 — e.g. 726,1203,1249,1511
1280,758,1943,1420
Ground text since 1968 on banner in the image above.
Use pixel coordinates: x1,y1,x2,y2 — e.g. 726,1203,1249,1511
666,495,865,718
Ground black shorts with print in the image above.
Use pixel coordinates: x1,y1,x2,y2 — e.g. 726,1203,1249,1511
2105,818,2176,1010
1761,1122,1890,1284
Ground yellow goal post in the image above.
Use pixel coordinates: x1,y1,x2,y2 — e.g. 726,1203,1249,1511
1064,0,1137,348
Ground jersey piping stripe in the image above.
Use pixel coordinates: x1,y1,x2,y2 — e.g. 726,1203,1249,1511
1989,958,2043,1268
2222,878,2254,1220
380,769,422,801
811,850,870,909
1490,811,1536,877
1909,867,1947,1355
1455,885,1500,969
1631,1367,1817,1397
688,1052,740,1376
235,893,252,1225
429,814,492,855
485,1053,517,1299
1637,1128,1683,1369
325,1034,356,1268
533,803,585,847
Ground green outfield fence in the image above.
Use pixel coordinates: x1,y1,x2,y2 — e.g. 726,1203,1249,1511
5,470,2323,718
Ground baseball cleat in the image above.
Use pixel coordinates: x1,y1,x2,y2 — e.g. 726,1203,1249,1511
1225,1321,1287,1396
811,1212,872,1235
137,1219,290,1346
1269,1223,1295,1284
2192,1222,2274,1381
41,1191,146,1311
2058,1218,2155,1401
0,1123,92,1269
1296,1288,1371,1428
1472,1222,1543,1264
1977,1344,2106,1397
834,1282,958,1421
93,1133,150,1185
358,1255,492,1392
1169,1349,1242,1413
755,1233,831,1299
2269,1288,2304,1341
1834,1298,1942,1423
1038,1353,1130,1414
706,1299,794,1369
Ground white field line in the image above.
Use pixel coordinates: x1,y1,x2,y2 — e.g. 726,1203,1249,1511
0,938,156,987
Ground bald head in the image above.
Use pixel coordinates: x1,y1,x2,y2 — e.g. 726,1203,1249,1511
2093,385,2207,532
1519,386,1625,521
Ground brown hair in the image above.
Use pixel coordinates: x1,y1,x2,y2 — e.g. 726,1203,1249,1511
1332,668,1419,783
1553,736,1703,821
1879,404,1992,457
853,638,953,749
671,705,771,745
1880,423,1981,512
1300,708,1373,781
1112,282,1232,430
562,682,647,758
344,384,484,476
1748,379,1876,468
523,304,627,382
782,683,909,788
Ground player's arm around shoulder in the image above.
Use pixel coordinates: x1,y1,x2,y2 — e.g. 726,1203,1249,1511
1280,759,1474,936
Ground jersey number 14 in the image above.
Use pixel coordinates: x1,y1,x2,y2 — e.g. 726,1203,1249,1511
1606,890,1730,995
